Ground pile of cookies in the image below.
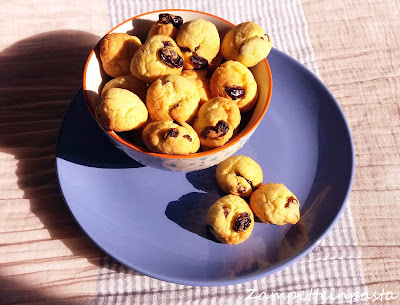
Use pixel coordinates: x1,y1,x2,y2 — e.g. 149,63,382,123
95,13,272,154
207,155,300,245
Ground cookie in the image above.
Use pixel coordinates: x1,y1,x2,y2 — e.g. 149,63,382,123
206,195,254,245
130,35,184,83
216,155,263,197
146,74,200,123
192,97,241,148
95,88,148,132
101,74,148,101
210,60,258,112
142,120,200,154
180,70,211,105
176,19,220,70
221,22,271,67
100,33,142,77
250,183,300,225
147,13,183,41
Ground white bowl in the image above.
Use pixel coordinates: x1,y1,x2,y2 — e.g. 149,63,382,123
83,9,272,171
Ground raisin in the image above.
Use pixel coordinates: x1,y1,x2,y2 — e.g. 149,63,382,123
233,213,251,232
194,45,199,52
191,55,208,69
183,135,192,142
223,206,230,218
225,86,246,100
164,128,179,139
200,120,230,139
237,183,247,194
158,14,183,28
285,196,298,208
235,171,253,189
162,40,173,47
158,48,184,68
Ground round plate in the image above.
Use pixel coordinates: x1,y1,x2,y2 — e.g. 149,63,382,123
56,48,354,286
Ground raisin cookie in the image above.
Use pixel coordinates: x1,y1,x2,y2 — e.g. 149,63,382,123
176,19,220,70
192,97,241,148
130,35,183,83
221,22,271,67
95,88,148,132
210,60,258,112
147,13,183,41
101,74,148,101
250,183,300,225
142,120,200,154
100,33,142,77
180,70,211,105
216,155,263,198
206,195,254,245
146,74,200,123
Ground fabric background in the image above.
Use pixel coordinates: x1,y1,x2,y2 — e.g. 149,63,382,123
0,0,399,304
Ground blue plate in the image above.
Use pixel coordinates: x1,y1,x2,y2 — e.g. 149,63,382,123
56,48,354,286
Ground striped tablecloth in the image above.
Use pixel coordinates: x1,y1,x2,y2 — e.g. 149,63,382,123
0,0,399,304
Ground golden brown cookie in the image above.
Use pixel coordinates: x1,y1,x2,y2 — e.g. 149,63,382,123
216,155,263,197
146,74,200,123
95,88,148,132
147,13,183,41
192,97,241,148
180,70,211,105
130,35,184,83
221,22,271,67
210,60,258,112
176,19,220,70
100,33,142,77
142,120,200,154
206,195,254,245
250,183,300,225
101,74,148,101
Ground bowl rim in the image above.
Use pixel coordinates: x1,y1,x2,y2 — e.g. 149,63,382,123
83,9,273,159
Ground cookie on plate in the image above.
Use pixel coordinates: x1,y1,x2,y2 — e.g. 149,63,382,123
95,88,148,132
216,155,263,197
180,70,211,105
206,195,254,245
210,60,258,112
100,33,142,77
250,183,300,225
101,74,148,101
221,22,271,67
192,97,241,148
142,120,200,154
146,74,200,123
147,13,183,41
176,19,220,70
130,35,184,83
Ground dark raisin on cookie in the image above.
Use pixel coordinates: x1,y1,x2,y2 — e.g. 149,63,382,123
235,171,254,189
183,134,192,142
223,206,230,218
285,196,298,208
164,128,179,139
225,86,246,100
191,55,209,69
233,213,251,232
158,48,184,68
180,46,192,52
236,183,247,195
200,120,230,139
162,40,173,47
158,13,183,28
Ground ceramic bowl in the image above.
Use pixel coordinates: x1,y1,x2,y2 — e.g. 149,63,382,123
83,9,272,171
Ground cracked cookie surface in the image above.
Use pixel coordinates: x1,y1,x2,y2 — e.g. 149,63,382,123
130,35,183,83
100,33,142,78
142,120,200,154
101,74,148,102
206,195,254,245
176,19,220,70
210,60,258,112
192,97,240,148
221,22,271,67
95,88,148,132
146,74,200,123
216,155,263,198
250,183,300,225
